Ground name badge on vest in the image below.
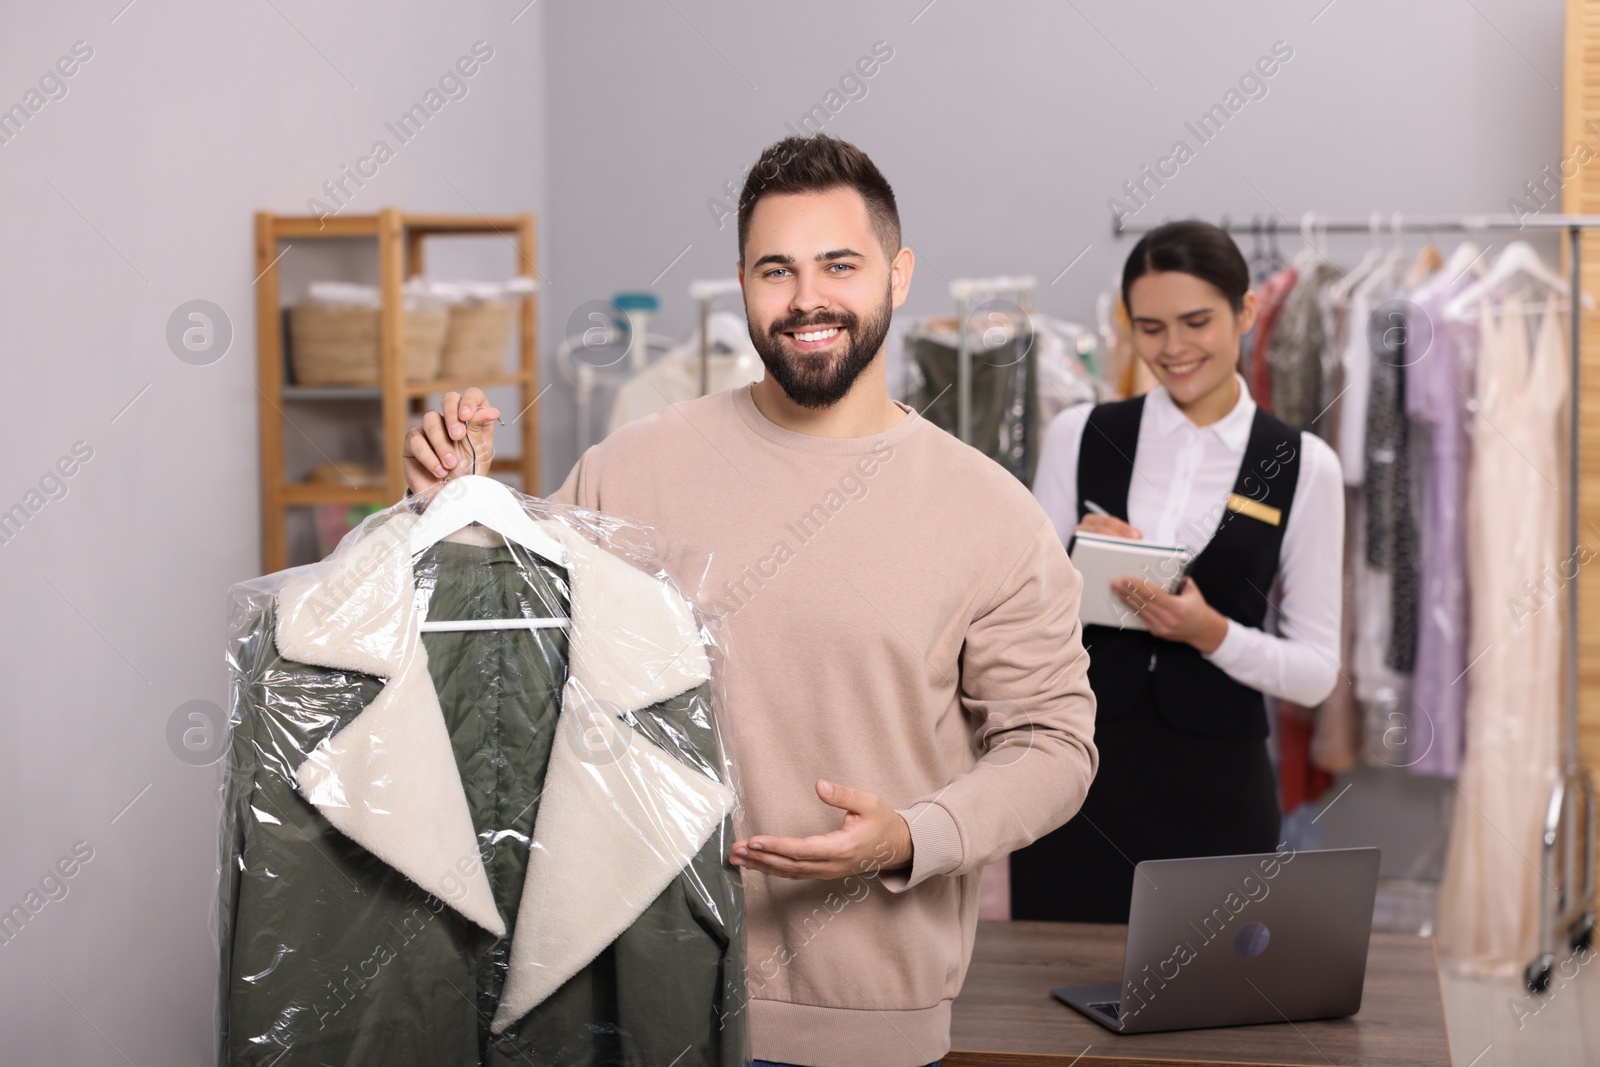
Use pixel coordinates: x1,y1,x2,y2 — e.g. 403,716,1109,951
1226,493,1282,527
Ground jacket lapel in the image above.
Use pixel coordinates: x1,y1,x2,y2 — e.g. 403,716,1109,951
272,509,733,1027
274,513,506,937
492,524,732,1032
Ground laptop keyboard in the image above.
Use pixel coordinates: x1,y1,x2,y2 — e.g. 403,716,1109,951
1089,1000,1120,1020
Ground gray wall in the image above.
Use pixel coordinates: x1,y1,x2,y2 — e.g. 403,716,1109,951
541,0,1566,484
0,0,1567,1060
0,2,545,1063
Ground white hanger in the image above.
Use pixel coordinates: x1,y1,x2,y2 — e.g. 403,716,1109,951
1442,240,1488,282
1443,240,1572,321
1351,212,1407,302
1292,211,1322,271
1328,212,1388,305
409,474,570,632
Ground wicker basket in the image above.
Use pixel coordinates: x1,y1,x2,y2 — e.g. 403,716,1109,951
439,300,518,379
288,305,449,386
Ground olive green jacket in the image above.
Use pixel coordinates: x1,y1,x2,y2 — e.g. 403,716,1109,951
220,515,746,1065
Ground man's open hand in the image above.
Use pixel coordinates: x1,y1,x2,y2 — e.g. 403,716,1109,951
730,780,913,880
403,387,500,494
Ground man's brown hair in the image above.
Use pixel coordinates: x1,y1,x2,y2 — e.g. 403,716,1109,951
737,134,901,262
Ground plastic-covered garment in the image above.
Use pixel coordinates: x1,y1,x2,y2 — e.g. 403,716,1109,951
1401,266,1479,778
907,321,1038,483
218,490,747,1065
1437,298,1565,975
609,311,763,433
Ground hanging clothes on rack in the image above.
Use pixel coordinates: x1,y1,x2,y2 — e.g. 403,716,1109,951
1306,272,1365,777
1030,314,1108,422
1400,247,1484,778
1265,263,1342,434
1437,279,1567,975
1248,264,1298,403
1335,261,1417,763
1363,296,1421,674
609,311,763,433
906,316,1038,483
1259,259,1349,818
1314,478,1366,775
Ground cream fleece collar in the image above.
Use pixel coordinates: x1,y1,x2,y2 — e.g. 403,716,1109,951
272,511,733,1032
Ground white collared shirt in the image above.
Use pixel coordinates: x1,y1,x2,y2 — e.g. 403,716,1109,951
1033,375,1344,706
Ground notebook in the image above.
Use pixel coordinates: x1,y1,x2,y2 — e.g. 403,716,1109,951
1068,532,1191,630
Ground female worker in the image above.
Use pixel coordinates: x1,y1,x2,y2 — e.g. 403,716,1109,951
1010,219,1344,922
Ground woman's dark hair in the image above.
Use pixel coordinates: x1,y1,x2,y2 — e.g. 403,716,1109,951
1121,219,1250,314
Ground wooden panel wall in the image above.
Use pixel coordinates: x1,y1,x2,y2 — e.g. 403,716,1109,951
1564,0,1600,773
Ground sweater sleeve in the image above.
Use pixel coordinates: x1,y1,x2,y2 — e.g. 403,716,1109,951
883,515,1099,892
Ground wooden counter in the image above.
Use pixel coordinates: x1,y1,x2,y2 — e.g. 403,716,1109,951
947,921,1451,1066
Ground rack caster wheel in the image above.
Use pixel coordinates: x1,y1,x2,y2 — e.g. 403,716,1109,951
1525,953,1555,993
1569,912,1595,952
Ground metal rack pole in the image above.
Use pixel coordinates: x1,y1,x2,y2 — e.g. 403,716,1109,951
1113,212,1600,236
948,276,1038,447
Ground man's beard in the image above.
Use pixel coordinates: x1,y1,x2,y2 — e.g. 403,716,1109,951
749,289,893,410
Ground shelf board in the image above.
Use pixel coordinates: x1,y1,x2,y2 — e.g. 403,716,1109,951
282,482,395,506
406,372,531,397
270,216,383,239
277,372,532,400
403,213,527,234
281,385,382,400
266,212,526,240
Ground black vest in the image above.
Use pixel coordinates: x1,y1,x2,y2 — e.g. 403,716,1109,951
1076,396,1302,741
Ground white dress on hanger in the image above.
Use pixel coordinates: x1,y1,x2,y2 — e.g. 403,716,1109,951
1437,293,1565,975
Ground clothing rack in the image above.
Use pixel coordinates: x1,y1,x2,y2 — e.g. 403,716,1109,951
949,275,1037,445
688,278,743,398
1114,211,1599,992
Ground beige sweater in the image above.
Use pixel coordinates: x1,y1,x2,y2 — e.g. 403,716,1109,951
551,386,1097,1067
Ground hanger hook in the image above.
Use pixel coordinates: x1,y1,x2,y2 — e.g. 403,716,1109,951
458,409,508,478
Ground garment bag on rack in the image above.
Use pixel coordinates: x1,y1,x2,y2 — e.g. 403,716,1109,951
907,276,1040,483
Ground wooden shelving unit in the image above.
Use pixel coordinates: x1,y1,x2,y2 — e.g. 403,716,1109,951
254,207,540,574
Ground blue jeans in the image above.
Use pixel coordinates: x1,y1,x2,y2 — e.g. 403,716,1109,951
754,1062,939,1067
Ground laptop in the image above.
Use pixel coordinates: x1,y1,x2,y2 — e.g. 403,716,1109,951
1052,846,1381,1034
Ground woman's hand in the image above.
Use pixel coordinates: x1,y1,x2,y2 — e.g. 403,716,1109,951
403,388,500,494
1075,515,1142,539
1115,576,1230,654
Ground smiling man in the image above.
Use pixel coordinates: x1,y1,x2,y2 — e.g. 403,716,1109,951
403,134,1097,1067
